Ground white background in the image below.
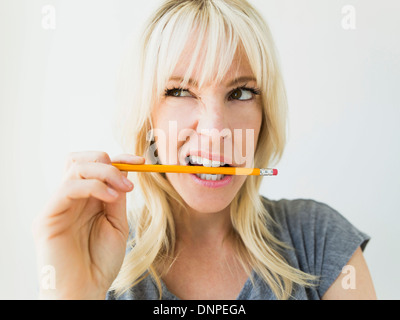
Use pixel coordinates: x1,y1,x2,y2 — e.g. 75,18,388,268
1,0,399,299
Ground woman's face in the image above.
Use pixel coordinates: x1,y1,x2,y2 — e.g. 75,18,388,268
151,44,263,214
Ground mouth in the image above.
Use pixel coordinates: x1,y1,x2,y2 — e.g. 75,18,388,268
184,154,232,182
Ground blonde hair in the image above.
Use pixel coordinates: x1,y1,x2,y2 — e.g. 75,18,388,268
111,0,318,299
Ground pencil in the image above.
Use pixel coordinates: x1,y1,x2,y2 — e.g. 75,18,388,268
111,163,278,176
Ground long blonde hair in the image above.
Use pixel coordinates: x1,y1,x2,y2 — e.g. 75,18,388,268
111,0,318,299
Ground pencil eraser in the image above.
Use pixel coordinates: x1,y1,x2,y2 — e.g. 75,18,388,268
273,169,278,176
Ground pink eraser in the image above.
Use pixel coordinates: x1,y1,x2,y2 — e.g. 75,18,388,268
273,169,278,176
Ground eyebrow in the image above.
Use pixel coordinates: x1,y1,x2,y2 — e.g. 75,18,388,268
167,76,257,88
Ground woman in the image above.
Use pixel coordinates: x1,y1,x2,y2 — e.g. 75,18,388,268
33,0,376,300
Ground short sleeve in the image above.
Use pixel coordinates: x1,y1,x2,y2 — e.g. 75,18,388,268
262,197,371,299
306,200,371,298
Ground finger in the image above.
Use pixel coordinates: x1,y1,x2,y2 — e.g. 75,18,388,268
65,179,119,202
110,154,145,177
63,162,133,192
42,179,120,219
63,151,112,173
110,154,145,164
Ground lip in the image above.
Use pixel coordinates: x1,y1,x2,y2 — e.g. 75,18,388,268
190,173,233,188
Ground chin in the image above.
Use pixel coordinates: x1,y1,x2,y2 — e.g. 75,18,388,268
166,172,242,214
181,193,232,214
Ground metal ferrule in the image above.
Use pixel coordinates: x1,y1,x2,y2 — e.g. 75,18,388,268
260,168,274,176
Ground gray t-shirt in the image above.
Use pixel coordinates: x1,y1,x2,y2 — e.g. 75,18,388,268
106,197,370,300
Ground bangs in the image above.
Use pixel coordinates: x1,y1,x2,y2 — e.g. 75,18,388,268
152,0,264,100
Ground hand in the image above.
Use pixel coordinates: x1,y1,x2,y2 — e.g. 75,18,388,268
32,151,144,299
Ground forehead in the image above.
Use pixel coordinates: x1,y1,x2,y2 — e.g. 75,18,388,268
170,36,254,86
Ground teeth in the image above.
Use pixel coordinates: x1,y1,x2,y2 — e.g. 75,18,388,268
202,158,211,167
196,173,225,181
192,156,202,165
211,160,222,167
188,155,225,167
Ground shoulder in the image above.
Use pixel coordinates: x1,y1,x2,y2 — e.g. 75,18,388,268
106,274,164,300
261,196,344,224
261,196,369,249
260,196,371,298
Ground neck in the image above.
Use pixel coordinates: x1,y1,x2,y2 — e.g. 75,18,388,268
172,202,234,248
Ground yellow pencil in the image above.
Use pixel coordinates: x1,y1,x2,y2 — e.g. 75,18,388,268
111,163,278,176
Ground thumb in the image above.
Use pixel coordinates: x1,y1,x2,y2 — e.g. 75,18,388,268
104,186,129,237
104,154,145,235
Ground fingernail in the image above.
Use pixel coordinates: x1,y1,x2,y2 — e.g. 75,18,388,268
128,154,144,159
107,187,119,197
122,176,133,189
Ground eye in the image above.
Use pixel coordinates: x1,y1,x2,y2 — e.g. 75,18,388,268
229,86,261,101
164,87,192,98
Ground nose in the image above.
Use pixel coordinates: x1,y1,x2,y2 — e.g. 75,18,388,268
196,97,232,142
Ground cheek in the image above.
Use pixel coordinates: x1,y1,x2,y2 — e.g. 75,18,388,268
152,104,196,165
163,100,198,122
232,106,262,164
231,101,262,125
